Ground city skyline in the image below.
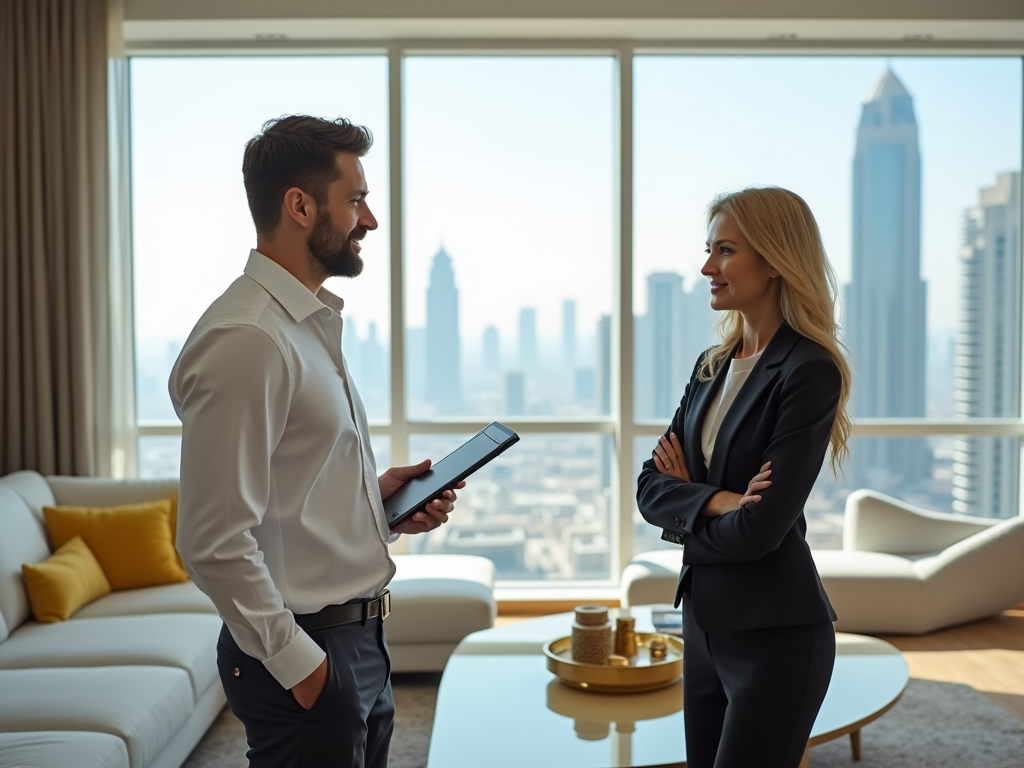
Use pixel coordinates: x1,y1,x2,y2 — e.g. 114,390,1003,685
129,56,1023,579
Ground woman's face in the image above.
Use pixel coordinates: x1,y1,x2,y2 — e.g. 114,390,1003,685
701,211,779,313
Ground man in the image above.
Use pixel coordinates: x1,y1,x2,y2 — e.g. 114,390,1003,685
170,115,459,768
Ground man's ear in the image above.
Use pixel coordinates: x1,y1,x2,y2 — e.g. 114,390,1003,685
281,187,315,230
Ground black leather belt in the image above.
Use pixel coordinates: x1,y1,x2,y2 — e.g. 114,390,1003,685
293,589,391,632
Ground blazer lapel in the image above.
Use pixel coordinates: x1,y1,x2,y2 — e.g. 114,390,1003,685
685,354,732,484
706,324,801,486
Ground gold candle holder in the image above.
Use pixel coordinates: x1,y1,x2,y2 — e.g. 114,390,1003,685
648,635,668,661
614,616,638,659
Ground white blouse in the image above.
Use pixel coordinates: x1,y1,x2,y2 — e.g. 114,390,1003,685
700,351,763,469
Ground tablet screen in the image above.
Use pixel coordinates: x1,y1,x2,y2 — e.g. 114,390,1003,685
430,433,499,477
383,422,518,526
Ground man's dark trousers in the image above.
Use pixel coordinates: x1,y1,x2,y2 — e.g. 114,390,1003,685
216,616,394,768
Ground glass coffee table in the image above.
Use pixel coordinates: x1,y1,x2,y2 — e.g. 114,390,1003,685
427,607,908,768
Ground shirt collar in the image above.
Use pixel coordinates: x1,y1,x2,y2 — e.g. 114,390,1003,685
244,250,345,322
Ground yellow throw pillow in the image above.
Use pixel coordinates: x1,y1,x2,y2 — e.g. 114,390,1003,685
44,500,190,591
22,536,112,623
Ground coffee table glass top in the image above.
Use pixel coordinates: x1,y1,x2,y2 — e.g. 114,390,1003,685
427,607,908,768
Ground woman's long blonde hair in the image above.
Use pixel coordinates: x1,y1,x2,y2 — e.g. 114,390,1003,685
698,186,852,475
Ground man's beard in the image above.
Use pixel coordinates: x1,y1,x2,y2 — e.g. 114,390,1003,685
308,209,364,278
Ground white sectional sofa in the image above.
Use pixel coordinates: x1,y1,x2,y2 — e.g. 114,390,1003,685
0,470,496,768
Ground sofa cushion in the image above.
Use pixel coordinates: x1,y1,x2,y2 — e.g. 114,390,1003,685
0,666,193,768
0,614,221,700
0,488,52,638
0,731,129,768
387,555,496,645
0,470,57,520
74,580,216,619
44,501,189,591
45,475,179,509
22,536,112,623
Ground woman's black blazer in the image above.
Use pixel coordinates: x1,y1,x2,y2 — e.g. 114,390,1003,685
636,322,840,632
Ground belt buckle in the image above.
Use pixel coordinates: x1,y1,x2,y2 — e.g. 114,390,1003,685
380,589,391,620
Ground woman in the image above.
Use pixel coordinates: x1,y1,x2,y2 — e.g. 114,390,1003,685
636,186,852,768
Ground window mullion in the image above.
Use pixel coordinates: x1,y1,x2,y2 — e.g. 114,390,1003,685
389,46,408,468
616,47,636,578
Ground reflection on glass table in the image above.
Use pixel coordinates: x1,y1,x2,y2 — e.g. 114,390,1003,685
545,677,682,765
427,607,908,768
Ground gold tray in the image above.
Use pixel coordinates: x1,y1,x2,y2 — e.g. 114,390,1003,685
544,633,683,694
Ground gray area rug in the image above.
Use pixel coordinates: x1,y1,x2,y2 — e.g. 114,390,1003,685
183,676,1024,768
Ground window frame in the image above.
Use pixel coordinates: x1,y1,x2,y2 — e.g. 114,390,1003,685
124,42,1024,597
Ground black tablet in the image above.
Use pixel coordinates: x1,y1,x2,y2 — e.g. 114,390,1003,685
384,422,520,529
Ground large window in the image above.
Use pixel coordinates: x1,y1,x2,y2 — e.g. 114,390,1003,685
401,56,616,582
633,56,1023,553
129,50,1024,589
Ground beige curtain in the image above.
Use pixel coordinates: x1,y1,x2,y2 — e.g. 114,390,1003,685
1,0,112,476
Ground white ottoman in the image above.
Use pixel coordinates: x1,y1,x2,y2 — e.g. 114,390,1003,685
386,555,497,672
620,549,682,608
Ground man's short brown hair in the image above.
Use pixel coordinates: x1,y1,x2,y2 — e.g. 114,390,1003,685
242,115,373,237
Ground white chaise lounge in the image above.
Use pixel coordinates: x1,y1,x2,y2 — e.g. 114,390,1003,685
812,490,1024,634
621,490,1024,635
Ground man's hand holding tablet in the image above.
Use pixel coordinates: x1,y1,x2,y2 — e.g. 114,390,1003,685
381,422,520,531
379,459,465,534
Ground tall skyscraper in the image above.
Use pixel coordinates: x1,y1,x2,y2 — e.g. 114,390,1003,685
953,172,1022,519
647,273,686,419
506,371,525,416
519,308,537,371
358,321,387,417
482,325,500,370
562,300,577,365
844,68,930,489
635,273,715,420
574,367,595,406
426,246,462,414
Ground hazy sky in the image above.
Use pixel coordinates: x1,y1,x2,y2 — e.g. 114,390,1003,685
634,56,1023,329
131,54,1021,356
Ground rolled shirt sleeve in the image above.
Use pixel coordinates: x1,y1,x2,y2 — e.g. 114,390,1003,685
171,323,325,690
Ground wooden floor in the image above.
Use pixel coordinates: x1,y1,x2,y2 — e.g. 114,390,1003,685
878,608,1024,724
497,608,1024,724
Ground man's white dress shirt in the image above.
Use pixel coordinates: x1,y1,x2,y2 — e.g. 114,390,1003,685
170,250,395,690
